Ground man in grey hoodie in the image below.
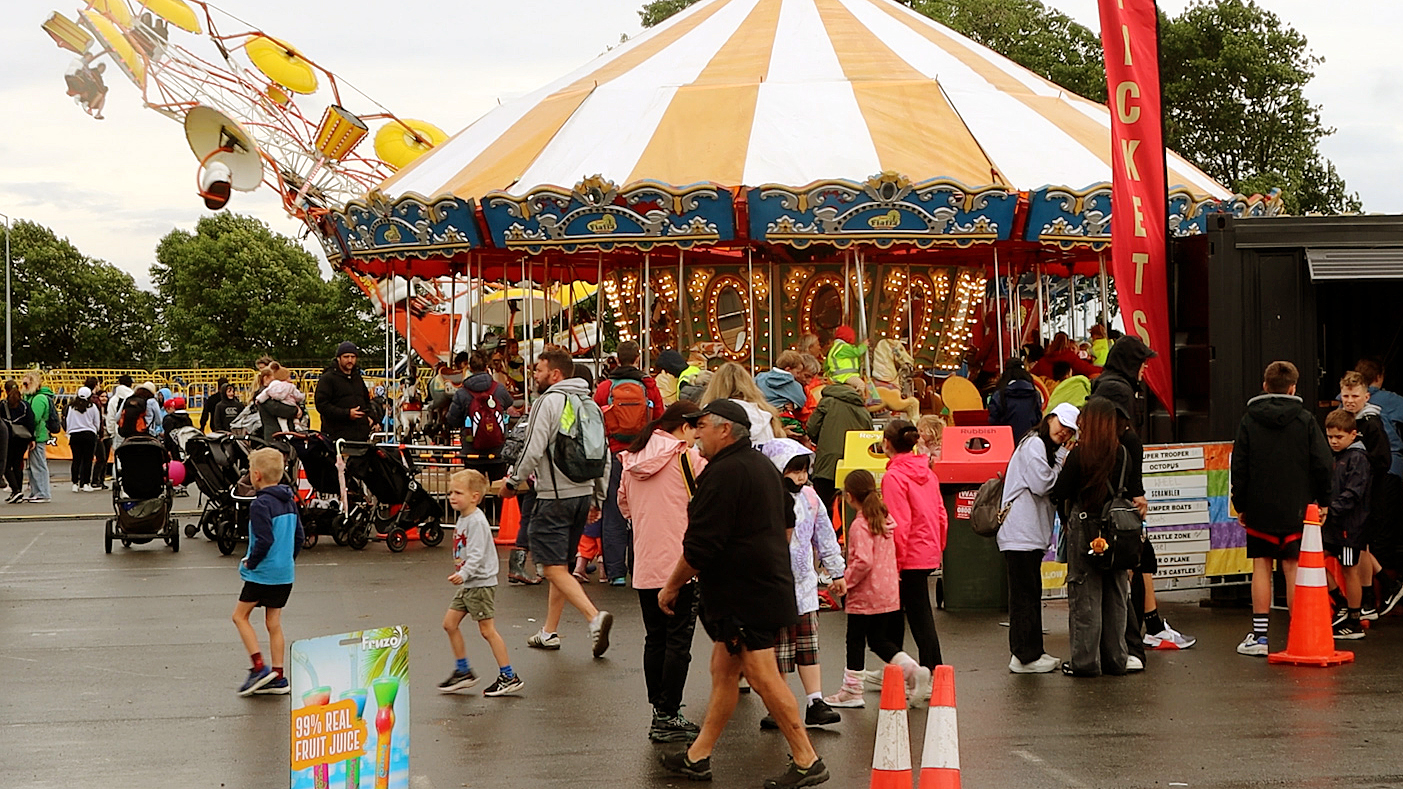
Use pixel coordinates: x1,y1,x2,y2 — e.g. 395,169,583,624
502,348,614,658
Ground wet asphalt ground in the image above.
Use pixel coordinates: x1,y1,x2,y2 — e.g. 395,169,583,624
5,472,1403,788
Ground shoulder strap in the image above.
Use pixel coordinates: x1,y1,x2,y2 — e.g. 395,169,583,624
1113,444,1128,496
679,451,697,498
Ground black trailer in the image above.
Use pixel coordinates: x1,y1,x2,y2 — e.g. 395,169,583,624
1153,214,1403,443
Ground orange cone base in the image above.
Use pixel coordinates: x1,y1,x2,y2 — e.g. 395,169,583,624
494,497,521,545
872,769,914,789
1267,649,1354,666
918,767,961,789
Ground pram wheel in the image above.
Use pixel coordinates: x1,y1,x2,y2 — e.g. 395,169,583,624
347,520,370,550
184,522,198,539
104,520,113,554
216,518,238,556
330,513,348,546
303,532,318,549
420,523,444,547
201,511,218,541
386,528,408,553
167,522,180,553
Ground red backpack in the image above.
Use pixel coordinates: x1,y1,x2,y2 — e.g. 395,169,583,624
465,389,505,453
602,378,651,445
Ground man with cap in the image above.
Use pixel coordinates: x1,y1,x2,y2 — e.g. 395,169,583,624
315,342,372,444
657,399,829,787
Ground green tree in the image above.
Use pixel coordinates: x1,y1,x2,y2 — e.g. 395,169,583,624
638,0,1359,214
1,220,155,367
1160,0,1359,214
152,213,380,366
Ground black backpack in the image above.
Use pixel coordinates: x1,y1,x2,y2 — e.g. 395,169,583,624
117,395,149,438
45,395,61,437
1071,446,1145,572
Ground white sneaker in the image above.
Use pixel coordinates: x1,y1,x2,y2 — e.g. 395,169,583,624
1125,655,1144,672
72,484,80,493
1147,622,1196,650
907,665,932,708
1237,632,1268,657
81,485,96,492
1009,654,1060,674
862,668,885,692
588,610,613,658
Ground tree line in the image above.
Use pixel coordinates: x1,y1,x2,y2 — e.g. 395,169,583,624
1,213,380,369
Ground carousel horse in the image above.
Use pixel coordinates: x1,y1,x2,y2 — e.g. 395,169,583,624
871,338,921,422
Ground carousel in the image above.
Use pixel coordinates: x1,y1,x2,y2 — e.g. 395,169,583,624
46,0,1282,395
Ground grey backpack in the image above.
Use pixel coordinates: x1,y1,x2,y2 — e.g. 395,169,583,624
969,473,1009,537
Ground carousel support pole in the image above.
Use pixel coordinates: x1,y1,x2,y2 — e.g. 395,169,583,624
595,251,603,376
1036,263,1045,348
906,264,915,352
644,252,652,370
747,247,756,372
1007,265,1018,355
844,249,852,323
1098,253,1110,332
769,252,778,365
1070,273,1078,340
993,249,1004,375
854,249,871,383
679,249,688,352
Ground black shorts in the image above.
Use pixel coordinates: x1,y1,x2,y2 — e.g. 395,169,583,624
239,581,293,609
1325,542,1361,567
1245,528,1303,561
700,613,783,655
528,496,590,567
1136,537,1158,574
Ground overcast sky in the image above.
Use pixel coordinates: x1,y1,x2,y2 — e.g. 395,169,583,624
2,0,1398,285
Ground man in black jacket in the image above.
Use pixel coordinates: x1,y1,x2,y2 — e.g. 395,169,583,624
1231,360,1333,656
1089,335,1156,436
314,342,372,444
657,399,828,787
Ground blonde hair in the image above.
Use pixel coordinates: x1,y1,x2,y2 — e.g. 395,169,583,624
248,447,285,486
701,362,785,438
917,415,944,448
451,468,489,498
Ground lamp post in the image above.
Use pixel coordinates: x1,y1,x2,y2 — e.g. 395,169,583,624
0,212,10,371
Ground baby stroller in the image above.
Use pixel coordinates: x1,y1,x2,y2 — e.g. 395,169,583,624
282,431,349,547
183,432,249,555
105,436,180,553
339,440,444,553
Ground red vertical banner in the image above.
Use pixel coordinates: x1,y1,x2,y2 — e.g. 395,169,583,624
1099,0,1173,414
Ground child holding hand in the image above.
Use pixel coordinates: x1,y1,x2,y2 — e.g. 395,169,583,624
440,469,523,696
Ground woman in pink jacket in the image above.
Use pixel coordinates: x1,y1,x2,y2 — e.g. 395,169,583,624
618,401,706,744
881,419,949,671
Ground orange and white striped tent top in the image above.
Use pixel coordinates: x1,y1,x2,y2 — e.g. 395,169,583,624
381,0,1229,201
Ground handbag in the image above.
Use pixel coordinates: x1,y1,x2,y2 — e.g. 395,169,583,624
3,402,32,442
1074,446,1145,572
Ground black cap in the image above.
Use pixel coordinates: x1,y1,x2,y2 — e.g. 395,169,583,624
336,341,360,357
682,398,750,427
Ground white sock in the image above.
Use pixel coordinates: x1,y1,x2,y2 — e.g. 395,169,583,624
806,691,822,706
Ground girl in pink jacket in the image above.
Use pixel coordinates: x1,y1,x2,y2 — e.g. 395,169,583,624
824,469,930,708
617,401,706,742
881,420,948,673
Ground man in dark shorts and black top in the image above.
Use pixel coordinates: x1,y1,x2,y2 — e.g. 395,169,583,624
657,399,830,788
1231,361,1333,656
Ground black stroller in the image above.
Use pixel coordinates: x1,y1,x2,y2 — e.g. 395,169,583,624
339,440,444,552
105,436,180,553
182,433,249,555
282,432,349,547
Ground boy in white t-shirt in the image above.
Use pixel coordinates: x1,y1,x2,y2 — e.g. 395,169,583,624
439,469,522,697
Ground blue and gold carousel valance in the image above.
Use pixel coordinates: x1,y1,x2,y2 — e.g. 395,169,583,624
747,172,1015,249
320,191,482,264
1026,184,1288,249
479,176,735,254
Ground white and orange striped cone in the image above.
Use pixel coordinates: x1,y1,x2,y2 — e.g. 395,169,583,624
1269,504,1355,667
918,665,959,789
870,663,912,789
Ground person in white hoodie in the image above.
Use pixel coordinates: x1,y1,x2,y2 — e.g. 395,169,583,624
66,387,103,492
618,400,707,744
998,402,1078,674
105,375,135,453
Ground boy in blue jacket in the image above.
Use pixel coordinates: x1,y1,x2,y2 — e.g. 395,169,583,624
233,447,303,696
1324,409,1372,641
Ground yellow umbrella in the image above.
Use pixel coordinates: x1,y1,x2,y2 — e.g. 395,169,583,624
82,9,145,88
470,288,563,328
139,0,201,34
244,35,317,95
554,281,598,307
374,119,447,170
90,0,133,29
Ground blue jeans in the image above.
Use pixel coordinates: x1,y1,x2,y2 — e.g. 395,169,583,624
26,443,50,500
601,452,631,581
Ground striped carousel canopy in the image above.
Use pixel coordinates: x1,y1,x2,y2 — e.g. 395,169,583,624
380,0,1229,201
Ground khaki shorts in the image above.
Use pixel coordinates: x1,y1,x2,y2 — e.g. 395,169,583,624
449,585,496,621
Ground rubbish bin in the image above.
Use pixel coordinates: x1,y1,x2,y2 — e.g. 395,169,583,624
934,426,1015,610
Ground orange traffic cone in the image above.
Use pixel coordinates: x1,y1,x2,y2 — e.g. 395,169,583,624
1268,504,1354,667
494,495,521,546
918,665,960,789
870,664,912,789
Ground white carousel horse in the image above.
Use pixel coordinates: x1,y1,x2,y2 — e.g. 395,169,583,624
872,338,921,422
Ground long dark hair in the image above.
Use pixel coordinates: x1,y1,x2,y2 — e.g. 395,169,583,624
1076,398,1119,500
994,359,1033,396
626,400,699,454
844,469,889,536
